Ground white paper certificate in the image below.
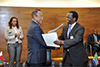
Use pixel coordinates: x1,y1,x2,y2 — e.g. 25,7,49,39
42,32,60,47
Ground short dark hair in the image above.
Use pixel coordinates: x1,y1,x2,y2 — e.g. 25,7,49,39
31,9,41,18
69,11,78,21
8,17,19,29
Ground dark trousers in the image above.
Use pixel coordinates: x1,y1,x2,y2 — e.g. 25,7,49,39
27,63,45,67
92,46,100,56
8,43,22,67
63,52,88,67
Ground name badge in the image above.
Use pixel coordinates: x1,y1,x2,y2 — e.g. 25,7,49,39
70,36,74,39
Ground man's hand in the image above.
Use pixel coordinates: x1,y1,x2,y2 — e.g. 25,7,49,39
98,40,100,44
53,40,64,45
95,41,99,44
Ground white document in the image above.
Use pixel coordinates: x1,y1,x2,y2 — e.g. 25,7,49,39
42,32,60,47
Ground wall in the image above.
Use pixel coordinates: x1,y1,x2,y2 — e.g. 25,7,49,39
0,7,100,62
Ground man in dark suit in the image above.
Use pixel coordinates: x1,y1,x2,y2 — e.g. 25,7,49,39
88,29,100,56
54,11,88,67
27,9,48,67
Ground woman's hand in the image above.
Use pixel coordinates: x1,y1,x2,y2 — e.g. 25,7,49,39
15,33,17,37
17,34,20,38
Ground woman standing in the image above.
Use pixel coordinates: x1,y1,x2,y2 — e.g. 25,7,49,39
5,17,24,67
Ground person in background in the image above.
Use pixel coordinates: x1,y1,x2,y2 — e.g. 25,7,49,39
5,17,24,67
53,11,88,67
27,9,52,67
88,29,100,56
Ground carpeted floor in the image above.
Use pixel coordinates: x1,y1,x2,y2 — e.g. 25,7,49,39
0,60,100,67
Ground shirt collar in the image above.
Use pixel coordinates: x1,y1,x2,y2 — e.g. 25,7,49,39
93,34,97,36
32,19,39,25
69,22,77,29
12,26,17,29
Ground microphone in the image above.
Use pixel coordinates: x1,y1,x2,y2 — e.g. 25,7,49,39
48,23,64,33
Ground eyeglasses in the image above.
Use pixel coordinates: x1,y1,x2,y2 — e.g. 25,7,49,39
36,15,44,18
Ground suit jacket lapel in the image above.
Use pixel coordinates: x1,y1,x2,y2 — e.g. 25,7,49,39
40,27,44,34
64,25,69,39
70,23,79,35
32,20,44,34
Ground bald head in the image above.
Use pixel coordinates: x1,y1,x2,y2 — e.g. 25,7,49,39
93,29,98,35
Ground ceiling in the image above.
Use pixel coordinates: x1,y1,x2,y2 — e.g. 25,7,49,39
0,0,100,7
